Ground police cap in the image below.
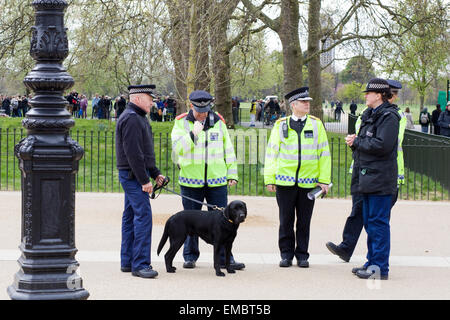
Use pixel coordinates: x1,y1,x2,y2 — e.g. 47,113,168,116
285,87,313,104
363,78,391,94
128,84,157,98
189,90,213,113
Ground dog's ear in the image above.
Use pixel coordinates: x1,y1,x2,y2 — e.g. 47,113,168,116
223,204,230,219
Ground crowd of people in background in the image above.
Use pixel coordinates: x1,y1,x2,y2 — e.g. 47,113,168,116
1,91,449,137
150,94,177,122
0,94,31,117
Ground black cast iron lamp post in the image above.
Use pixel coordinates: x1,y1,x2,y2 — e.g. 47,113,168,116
7,0,89,300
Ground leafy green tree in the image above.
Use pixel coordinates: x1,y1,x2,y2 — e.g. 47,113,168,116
339,56,376,84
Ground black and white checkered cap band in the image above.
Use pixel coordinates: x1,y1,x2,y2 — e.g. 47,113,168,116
367,83,390,90
191,100,212,107
288,91,311,103
129,88,156,96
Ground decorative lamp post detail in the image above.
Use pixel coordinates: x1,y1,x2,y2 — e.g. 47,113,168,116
7,0,89,300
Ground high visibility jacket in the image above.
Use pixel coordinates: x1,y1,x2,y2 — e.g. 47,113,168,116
171,111,238,188
264,115,331,188
350,106,406,185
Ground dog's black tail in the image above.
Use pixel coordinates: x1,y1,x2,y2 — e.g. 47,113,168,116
157,220,170,256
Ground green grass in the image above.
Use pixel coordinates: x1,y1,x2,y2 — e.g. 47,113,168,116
0,116,447,200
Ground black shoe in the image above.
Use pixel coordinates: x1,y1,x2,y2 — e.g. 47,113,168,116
326,242,350,262
279,259,293,268
297,260,309,268
132,267,158,278
220,262,246,270
351,265,367,274
121,266,131,273
356,269,388,280
183,261,196,269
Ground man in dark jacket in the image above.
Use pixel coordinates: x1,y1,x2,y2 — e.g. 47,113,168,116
350,100,357,115
438,102,450,137
345,78,399,281
116,84,166,279
431,104,442,135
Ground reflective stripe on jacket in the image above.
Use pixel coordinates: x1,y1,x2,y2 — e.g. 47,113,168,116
264,115,331,188
171,112,238,188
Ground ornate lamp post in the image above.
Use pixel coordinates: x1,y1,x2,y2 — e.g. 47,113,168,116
7,0,89,300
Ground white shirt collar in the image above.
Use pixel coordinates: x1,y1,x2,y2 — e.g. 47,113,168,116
291,114,307,122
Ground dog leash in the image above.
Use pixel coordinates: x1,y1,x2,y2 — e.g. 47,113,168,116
150,177,225,212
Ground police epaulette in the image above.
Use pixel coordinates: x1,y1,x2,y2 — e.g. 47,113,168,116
276,117,287,123
217,112,226,123
309,115,319,120
175,112,188,120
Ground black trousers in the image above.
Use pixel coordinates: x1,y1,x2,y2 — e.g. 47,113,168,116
276,185,315,261
339,190,399,257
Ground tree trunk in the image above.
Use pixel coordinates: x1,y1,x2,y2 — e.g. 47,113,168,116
307,0,323,119
167,1,190,113
211,19,233,126
194,1,211,92
279,0,303,96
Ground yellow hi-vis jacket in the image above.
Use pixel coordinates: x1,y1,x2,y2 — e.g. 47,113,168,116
171,112,238,188
264,115,332,188
350,106,406,185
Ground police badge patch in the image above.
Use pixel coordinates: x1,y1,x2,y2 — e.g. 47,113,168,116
210,132,219,141
304,130,314,138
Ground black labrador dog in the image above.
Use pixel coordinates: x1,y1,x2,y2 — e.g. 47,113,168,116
157,200,247,277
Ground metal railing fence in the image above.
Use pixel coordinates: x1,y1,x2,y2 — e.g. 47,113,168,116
0,127,448,200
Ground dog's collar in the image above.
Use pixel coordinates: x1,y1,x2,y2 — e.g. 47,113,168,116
223,213,234,224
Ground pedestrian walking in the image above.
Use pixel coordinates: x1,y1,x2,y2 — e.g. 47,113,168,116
334,101,344,121
344,78,400,280
264,86,331,268
326,79,406,265
115,84,166,279
170,90,244,271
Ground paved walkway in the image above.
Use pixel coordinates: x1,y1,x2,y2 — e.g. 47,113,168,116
1,192,449,300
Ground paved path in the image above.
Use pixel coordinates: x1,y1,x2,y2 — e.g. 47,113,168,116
1,192,449,300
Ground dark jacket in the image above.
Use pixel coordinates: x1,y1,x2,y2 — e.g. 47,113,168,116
351,102,400,195
115,102,161,185
438,109,450,137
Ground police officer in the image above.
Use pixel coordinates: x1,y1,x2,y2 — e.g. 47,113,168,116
345,78,400,280
116,84,166,278
326,79,405,263
264,87,331,268
171,90,244,270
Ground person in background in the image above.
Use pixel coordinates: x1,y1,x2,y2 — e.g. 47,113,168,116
431,104,442,135
350,100,357,115
437,101,450,137
80,95,88,119
92,93,100,119
404,107,415,129
419,107,431,133
249,99,257,127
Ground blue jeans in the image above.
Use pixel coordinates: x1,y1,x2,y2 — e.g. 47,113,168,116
180,185,234,264
362,194,392,276
119,170,153,272
421,125,429,133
